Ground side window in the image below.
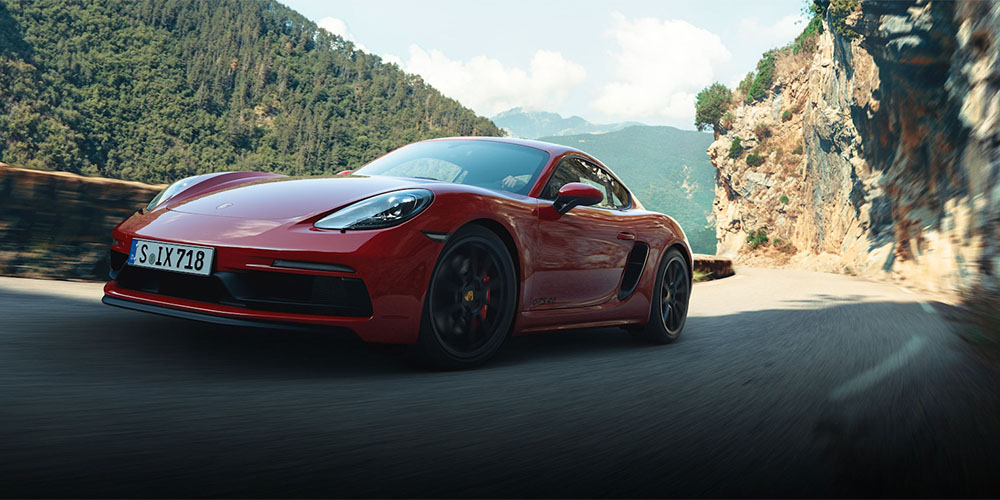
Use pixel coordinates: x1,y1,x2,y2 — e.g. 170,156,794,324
540,158,587,200
607,176,630,209
540,157,630,209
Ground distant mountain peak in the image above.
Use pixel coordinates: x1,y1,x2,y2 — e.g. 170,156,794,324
491,108,644,139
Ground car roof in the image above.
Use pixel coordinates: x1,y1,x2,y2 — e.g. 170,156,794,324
421,136,587,158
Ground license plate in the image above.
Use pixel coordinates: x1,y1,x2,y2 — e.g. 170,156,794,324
128,238,214,276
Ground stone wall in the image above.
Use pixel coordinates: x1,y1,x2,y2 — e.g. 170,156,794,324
0,164,163,280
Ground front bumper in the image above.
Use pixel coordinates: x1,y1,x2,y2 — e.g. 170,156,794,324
105,212,445,344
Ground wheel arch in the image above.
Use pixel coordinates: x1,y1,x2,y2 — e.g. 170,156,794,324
463,218,522,285
666,242,694,281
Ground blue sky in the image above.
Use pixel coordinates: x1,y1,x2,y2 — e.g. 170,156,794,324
282,0,808,129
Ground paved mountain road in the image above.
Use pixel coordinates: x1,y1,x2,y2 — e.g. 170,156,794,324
1,268,997,497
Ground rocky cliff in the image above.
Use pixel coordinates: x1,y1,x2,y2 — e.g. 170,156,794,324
710,0,999,295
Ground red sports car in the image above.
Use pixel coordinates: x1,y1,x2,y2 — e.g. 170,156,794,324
104,137,692,368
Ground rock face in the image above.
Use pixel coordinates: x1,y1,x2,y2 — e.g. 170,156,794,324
710,0,1000,294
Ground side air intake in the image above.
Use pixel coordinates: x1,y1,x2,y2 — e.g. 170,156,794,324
618,242,649,300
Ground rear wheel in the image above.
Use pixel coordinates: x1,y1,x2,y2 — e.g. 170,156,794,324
414,225,517,369
634,248,690,344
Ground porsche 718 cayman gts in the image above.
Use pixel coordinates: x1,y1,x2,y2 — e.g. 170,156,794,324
103,137,693,368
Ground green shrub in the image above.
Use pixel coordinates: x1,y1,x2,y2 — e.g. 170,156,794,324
753,122,771,140
746,229,769,250
746,153,765,167
737,72,754,96
790,14,824,54
779,195,789,204
728,137,743,159
792,144,804,155
694,82,733,133
781,110,792,122
829,0,860,39
744,51,777,104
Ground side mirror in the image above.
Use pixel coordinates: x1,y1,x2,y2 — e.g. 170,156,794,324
552,182,603,215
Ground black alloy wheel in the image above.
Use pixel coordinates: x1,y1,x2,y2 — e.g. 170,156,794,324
635,248,690,344
415,225,517,368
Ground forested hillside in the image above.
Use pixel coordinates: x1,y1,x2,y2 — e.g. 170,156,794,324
0,0,500,183
540,126,717,254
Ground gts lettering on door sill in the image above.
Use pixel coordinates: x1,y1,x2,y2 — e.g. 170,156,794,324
532,297,557,306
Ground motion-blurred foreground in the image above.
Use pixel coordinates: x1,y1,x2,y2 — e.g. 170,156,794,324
2,269,999,497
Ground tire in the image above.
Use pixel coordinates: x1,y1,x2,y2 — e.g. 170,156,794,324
634,248,690,344
413,225,517,369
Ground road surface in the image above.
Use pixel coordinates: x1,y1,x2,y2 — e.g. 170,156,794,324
1,268,997,497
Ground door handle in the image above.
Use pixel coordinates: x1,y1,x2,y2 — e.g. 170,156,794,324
617,232,636,240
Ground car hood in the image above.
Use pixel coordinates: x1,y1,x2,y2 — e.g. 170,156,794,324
168,175,434,220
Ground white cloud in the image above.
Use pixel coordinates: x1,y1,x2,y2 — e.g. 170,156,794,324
317,17,370,53
592,12,731,123
738,14,809,50
403,46,587,117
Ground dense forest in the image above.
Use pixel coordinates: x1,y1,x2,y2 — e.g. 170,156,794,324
0,0,501,183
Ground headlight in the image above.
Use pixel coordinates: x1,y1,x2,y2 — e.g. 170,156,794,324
314,189,433,230
146,175,199,211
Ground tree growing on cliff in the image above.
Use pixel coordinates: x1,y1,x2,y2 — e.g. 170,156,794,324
695,83,733,134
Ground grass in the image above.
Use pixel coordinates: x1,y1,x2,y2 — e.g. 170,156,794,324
693,270,711,283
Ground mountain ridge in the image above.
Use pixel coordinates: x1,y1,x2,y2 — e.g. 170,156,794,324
540,125,717,255
0,0,500,184
492,107,643,139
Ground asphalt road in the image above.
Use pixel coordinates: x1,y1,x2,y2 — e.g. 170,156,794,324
1,268,998,498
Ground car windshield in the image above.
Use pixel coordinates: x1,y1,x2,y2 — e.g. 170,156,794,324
353,140,551,195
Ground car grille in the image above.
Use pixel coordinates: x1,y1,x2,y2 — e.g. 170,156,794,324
110,250,373,317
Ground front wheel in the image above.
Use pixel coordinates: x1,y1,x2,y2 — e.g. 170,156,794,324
634,248,690,344
413,225,517,369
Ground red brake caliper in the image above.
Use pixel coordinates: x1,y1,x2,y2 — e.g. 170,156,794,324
480,272,490,319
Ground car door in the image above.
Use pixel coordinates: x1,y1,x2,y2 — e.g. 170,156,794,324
530,157,635,310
